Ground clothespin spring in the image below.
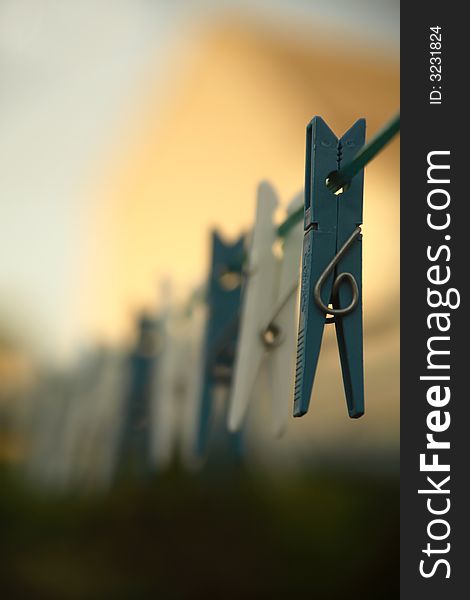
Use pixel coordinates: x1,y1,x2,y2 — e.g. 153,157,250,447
313,225,361,321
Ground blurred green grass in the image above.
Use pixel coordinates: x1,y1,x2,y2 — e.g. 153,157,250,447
0,464,398,599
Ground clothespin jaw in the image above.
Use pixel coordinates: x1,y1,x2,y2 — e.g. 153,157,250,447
195,231,245,457
294,117,365,419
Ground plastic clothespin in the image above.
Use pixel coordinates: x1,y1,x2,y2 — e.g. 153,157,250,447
150,309,180,470
228,182,278,432
150,280,206,471
148,281,181,470
179,302,206,468
195,231,245,457
228,184,304,436
268,192,304,433
294,117,366,419
70,349,128,488
119,313,160,473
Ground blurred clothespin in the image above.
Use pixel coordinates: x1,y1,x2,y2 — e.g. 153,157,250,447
119,313,160,474
195,231,245,457
228,183,303,436
68,349,127,488
149,300,177,471
294,117,366,419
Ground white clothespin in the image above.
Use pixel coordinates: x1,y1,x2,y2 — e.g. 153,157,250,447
149,284,179,470
228,182,278,433
265,192,303,435
228,186,303,436
179,302,206,469
70,349,127,489
150,284,209,471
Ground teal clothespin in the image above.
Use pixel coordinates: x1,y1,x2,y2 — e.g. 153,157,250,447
294,117,366,419
195,231,245,457
119,314,159,474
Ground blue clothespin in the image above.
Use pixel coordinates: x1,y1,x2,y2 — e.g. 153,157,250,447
294,117,366,419
195,231,245,457
119,313,159,473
